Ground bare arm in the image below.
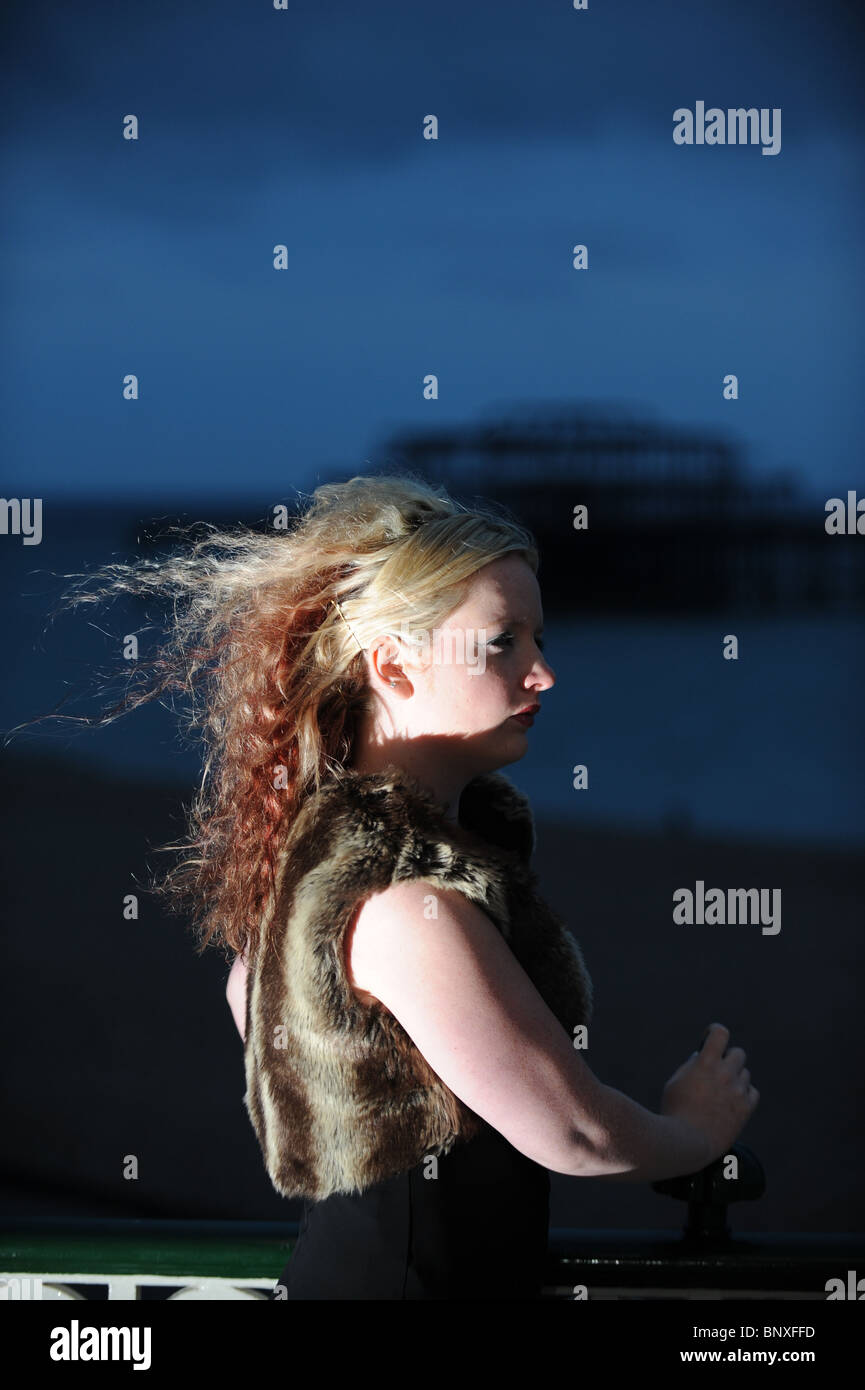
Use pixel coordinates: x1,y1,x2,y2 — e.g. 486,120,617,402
226,951,248,1043
348,882,727,1182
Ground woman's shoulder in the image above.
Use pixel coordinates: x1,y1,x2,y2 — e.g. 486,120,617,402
266,763,536,966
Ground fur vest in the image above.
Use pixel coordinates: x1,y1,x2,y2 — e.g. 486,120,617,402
242,763,593,1202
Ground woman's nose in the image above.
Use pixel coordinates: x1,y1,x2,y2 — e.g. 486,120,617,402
529,654,555,691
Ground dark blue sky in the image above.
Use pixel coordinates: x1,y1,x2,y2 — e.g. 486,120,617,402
2,0,863,502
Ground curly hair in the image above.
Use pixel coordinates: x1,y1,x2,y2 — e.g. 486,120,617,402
8,472,538,963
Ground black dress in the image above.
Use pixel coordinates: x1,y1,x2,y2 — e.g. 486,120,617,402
269,1118,550,1300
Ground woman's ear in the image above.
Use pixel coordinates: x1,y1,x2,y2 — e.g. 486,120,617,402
368,634,409,691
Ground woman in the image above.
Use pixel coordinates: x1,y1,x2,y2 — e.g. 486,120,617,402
33,471,757,1299
221,473,758,1299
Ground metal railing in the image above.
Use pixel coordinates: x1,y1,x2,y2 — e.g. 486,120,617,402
2,1146,862,1300
3,1221,861,1302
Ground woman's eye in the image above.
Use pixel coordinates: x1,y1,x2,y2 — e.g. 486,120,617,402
487,631,546,653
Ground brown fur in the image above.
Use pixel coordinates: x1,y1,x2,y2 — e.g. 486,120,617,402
243,764,593,1201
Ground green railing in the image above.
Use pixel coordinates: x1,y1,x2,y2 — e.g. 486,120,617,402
2,1218,863,1300
3,1146,862,1301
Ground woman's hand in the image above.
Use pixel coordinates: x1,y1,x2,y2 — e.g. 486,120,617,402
660,1022,759,1167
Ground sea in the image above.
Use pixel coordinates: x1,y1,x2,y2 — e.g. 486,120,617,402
2,504,862,849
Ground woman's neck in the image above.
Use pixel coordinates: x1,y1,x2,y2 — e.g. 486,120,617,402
346,743,465,826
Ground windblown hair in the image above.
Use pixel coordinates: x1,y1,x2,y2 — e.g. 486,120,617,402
13,473,538,963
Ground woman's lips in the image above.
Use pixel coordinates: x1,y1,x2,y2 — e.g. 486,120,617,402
511,713,535,726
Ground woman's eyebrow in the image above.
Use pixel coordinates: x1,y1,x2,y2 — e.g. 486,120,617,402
487,616,544,634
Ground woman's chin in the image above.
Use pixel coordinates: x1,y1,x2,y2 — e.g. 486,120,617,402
497,725,529,760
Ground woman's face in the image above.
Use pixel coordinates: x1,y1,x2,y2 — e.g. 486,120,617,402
369,554,555,771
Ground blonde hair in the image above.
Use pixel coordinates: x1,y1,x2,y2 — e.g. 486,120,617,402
14,472,538,961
